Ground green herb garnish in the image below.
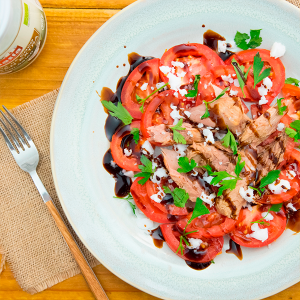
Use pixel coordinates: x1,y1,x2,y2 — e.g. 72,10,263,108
130,128,140,144
234,29,262,50
285,77,300,87
176,197,210,255
259,170,281,192
277,98,287,115
177,157,197,173
253,52,271,88
163,186,189,207
201,87,230,119
285,120,300,142
113,194,136,215
249,186,262,196
186,75,201,98
102,101,133,125
136,82,169,113
210,155,245,196
221,127,238,154
231,58,250,97
170,119,186,144
134,155,156,185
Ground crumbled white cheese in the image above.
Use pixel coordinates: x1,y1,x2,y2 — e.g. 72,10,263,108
258,85,268,96
189,78,193,83
286,170,296,180
259,96,268,105
151,86,154,90
243,203,253,211
200,192,215,207
110,160,117,167
187,131,193,137
263,77,273,90
221,74,234,83
122,170,135,178
150,185,166,203
204,84,208,89
250,223,268,242
219,162,222,165
203,174,220,187
262,211,274,221
268,179,291,194
140,82,148,91
151,167,168,184
215,132,226,140
171,61,185,68
287,202,297,212
179,89,188,96
168,178,174,183
218,41,227,53
177,71,187,78
191,169,198,177
229,89,238,96
141,140,154,156
166,72,182,91
159,66,172,74
174,144,188,158
174,91,179,97
197,123,204,128
170,103,184,124
233,79,240,87
277,123,285,131
187,238,203,249
270,42,286,59
203,128,215,144
184,111,191,118
124,148,132,157
239,187,255,203
156,82,165,89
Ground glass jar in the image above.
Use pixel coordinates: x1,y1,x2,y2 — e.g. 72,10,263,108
0,0,47,74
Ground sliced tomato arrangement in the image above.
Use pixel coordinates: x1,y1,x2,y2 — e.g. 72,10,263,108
176,207,236,238
230,206,286,248
160,223,224,263
146,180,188,216
160,43,225,86
282,83,300,98
140,90,179,139
225,49,285,104
121,58,161,119
111,121,142,171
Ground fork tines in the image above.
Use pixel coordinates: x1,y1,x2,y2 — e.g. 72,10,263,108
0,106,32,154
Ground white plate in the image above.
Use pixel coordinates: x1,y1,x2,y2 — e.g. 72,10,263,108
50,0,300,299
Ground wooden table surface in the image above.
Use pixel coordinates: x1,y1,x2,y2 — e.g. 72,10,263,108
0,0,299,299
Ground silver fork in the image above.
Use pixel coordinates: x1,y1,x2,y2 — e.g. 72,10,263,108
0,106,108,300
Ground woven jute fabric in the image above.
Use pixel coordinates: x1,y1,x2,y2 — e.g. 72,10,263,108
287,0,300,8
0,89,98,294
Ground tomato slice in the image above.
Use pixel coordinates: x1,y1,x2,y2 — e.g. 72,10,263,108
225,49,285,104
282,84,300,98
111,121,142,171
195,73,216,105
140,90,179,139
121,58,161,119
160,43,225,86
131,180,182,223
250,104,270,120
230,206,286,248
145,180,188,216
160,223,224,263
176,207,236,238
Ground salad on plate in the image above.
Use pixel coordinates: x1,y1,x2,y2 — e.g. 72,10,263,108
100,28,300,270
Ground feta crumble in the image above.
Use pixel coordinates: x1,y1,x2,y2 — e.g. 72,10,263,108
140,82,148,91
200,192,216,207
124,148,132,157
141,140,154,156
187,131,193,137
170,103,184,124
268,179,291,194
174,144,188,158
286,170,296,180
187,238,203,249
184,111,191,118
122,170,135,178
287,202,297,212
218,41,227,53
277,122,285,131
203,128,215,144
150,185,166,203
262,211,274,221
229,89,238,96
221,74,234,83
250,223,268,242
270,42,286,59
156,82,166,89
171,61,185,68
233,79,240,87
239,186,255,203
151,167,168,184
197,123,204,128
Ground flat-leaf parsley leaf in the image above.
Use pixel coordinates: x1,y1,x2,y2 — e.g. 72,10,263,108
186,75,201,98
221,127,238,154
170,119,186,144
130,128,140,144
163,186,189,207
234,29,262,50
102,100,133,125
285,77,300,87
134,155,156,185
253,52,271,88
177,157,197,173
277,98,287,115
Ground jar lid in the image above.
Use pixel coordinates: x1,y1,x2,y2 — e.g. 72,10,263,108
0,0,22,56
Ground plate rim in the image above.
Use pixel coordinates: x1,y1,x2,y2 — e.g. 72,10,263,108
50,0,300,299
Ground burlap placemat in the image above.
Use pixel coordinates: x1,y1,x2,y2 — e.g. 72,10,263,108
0,89,98,294
0,0,299,295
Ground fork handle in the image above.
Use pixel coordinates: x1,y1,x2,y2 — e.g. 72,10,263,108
46,200,109,300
